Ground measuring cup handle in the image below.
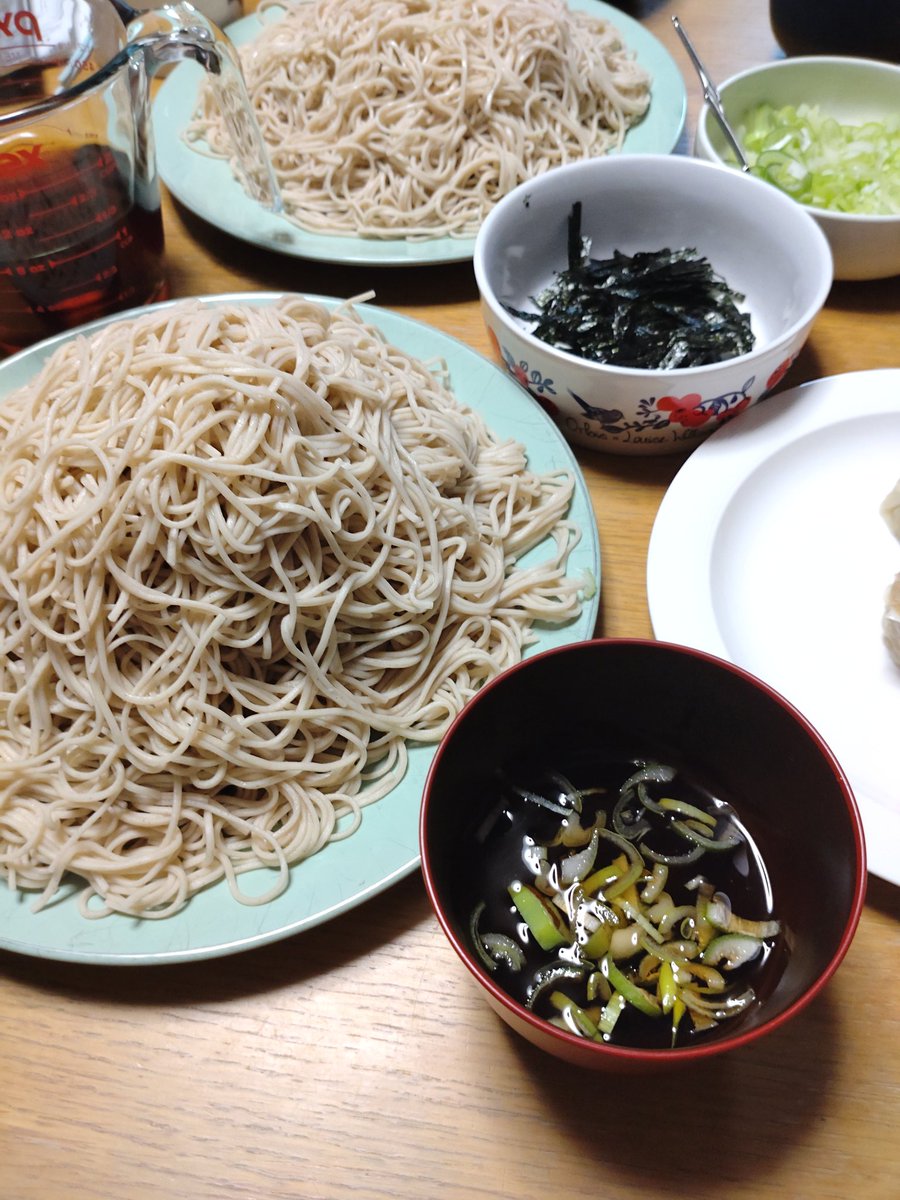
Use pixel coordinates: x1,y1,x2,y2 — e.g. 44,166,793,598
127,2,282,213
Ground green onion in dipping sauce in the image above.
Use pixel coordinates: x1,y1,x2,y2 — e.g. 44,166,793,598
466,758,785,1050
506,202,755,370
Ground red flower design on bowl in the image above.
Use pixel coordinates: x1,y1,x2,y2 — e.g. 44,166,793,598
766,355,796,392
656,393,712,428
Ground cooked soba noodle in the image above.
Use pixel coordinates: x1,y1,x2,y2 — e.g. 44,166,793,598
186,0,652,238
0,297,584,919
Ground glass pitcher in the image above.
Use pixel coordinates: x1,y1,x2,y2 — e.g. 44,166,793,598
0,0,280,355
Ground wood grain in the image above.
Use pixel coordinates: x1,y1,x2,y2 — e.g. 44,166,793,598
1,2,898,1197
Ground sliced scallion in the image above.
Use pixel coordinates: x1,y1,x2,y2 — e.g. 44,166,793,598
702,933,765,970
738,102,900,215
469,759,781,1049
602,953,663,1018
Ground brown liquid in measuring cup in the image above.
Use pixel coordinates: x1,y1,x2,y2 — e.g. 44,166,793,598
0,136,169,355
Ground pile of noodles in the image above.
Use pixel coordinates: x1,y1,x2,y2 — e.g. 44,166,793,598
0,296,584,918
186,0,652,238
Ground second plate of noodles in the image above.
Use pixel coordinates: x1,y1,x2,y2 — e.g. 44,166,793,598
0,292,600,964
153,0,687,265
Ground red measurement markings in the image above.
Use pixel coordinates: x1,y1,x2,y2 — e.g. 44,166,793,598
0,139,167,353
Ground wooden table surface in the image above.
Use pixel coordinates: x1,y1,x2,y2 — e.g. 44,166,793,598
1,2,898,1198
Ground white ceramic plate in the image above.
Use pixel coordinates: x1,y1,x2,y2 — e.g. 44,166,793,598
0,293,601,963
152,1,687,266
647,369,900,886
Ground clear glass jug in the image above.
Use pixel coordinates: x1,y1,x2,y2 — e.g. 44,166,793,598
0,0,280,355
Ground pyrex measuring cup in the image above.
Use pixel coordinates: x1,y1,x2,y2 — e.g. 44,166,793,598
0,0,280,356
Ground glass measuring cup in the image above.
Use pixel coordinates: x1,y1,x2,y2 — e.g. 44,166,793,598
0,0,280,356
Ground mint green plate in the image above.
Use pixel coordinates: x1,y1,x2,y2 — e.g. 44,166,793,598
0,294,600,963
153,1,687,266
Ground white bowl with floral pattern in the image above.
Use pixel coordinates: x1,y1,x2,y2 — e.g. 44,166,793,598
474,154,833,455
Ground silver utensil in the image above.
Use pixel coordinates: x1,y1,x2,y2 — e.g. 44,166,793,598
672,15,750,172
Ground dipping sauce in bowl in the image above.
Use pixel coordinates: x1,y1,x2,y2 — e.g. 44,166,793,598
467,754,786,1051
421,639,866,1070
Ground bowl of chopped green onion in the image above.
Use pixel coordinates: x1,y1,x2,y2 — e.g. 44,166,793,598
474,153,832,455
695,56,900,281
419,639,866,1071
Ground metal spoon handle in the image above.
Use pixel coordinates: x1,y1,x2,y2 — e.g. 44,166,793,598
672,15,750,172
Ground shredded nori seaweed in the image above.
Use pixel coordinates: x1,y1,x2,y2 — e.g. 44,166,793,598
506,202,755,369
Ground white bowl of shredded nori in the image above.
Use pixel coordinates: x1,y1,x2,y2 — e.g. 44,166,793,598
506,208,756,371
475,153,833,455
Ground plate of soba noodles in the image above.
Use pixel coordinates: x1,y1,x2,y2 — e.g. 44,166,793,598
0,292,600,964
153,0,687,266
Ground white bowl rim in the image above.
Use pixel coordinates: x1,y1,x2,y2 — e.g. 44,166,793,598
474,153,834,379
695,56,900,227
